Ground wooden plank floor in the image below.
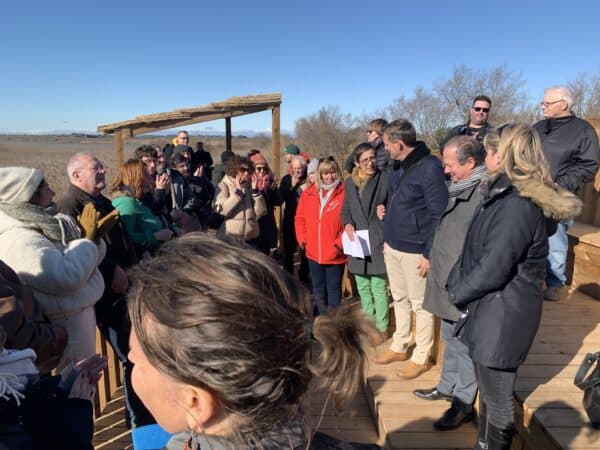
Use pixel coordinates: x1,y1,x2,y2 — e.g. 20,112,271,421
93,381,382,450
366,351,477,450
514,289,600,450
94,290,600,450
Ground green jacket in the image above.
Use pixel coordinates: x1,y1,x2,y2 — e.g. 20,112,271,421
112,194,163,251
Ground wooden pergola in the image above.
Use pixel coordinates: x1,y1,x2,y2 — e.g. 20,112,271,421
96,93,282,175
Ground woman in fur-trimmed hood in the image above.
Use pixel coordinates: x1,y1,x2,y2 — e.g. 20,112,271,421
446,124,582,450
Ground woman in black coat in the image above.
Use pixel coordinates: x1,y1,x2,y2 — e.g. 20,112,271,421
341,143,389,333
446,124,582,450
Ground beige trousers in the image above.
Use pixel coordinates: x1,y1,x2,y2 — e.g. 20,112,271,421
383,244,434,365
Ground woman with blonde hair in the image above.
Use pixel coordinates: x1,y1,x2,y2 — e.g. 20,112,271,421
109,159,173,255
127,234,381,449
295,157,346,314
446,124,582,449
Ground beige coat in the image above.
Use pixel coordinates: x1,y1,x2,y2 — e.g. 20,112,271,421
214,175,267,241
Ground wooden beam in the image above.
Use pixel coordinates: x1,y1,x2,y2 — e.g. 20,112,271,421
225,117,232,151
124,106,269,137
272,106,281,178
114,130,124,166
97,93,282,134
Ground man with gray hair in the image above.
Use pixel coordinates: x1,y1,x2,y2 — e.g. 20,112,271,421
534,86,600,300
57,153,153,427
413,136,486,435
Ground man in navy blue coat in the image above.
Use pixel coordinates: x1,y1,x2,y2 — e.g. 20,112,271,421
374,119,448,381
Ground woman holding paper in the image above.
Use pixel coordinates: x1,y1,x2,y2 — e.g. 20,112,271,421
341,143,389,333
295,157,346,315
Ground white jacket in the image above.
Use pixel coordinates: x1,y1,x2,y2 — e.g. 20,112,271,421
0,210,105,318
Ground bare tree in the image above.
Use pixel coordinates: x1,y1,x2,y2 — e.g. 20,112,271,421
294,106,356,160
568,73,600,119
434,64,528,125
384,87,455,150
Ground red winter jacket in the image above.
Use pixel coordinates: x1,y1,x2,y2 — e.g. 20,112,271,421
295,183,346,265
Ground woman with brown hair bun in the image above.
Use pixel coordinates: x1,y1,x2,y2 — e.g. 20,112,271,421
127,234,381,450
447,124,582,449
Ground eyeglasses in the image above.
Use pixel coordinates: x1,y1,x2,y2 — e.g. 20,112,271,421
359,157,377,165
540,100,564,108
81,164,104,172
178,136,189,140
255,166,268,172
239,166,254,173
472,107,490,113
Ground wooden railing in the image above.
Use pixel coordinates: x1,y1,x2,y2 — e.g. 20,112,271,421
93,328,123,417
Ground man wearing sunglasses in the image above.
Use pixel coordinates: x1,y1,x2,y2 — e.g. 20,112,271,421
441,95,493,153
534,86,600,301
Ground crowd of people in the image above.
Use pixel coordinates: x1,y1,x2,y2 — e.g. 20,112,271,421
0,85,598,449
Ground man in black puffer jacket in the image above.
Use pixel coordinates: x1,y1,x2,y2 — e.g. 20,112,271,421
533,85,600,300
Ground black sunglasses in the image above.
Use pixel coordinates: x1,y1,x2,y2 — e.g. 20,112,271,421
473,107,490,113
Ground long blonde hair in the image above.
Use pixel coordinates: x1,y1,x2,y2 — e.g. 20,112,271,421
484,124,553,186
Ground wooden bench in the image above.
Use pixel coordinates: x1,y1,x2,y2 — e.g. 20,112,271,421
513,290,600,450
568,221,600,299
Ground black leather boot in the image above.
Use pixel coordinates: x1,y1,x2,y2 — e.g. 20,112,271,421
487,423,514,450
433,398,473,430
473,398,488,449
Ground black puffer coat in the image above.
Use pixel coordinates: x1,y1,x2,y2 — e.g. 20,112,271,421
447,173,582,369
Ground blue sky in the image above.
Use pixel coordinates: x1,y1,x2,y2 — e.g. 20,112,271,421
1,0,599,134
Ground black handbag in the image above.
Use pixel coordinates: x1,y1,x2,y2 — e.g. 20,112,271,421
574,351,600,426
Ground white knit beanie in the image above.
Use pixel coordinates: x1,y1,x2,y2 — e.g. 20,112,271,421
0,167,44,203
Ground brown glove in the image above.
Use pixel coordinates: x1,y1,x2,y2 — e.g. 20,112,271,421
96,209,120,241
77,203,100,241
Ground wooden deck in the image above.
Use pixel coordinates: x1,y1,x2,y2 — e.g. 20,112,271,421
93,380,382,449
93,290,600,450
514,290,600,450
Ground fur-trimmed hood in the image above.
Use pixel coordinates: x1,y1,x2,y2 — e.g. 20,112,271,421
513,178,582,221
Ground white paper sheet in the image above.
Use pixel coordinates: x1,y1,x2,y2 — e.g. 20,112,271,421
342,229,371,258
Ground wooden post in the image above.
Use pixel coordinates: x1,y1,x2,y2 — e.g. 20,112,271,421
272,106,281,177
225,117,232,151
114,129,124,166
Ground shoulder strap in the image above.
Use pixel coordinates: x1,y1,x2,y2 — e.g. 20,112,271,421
574,352,600,390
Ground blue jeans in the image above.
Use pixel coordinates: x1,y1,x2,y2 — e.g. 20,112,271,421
546,220,571,288
307,260,344,315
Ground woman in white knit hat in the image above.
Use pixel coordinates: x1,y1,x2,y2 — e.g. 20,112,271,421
0,167,114,371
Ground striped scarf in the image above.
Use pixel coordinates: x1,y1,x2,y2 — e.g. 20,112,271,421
448,165,487,198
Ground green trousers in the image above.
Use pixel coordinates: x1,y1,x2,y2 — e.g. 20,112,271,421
355,274,389,332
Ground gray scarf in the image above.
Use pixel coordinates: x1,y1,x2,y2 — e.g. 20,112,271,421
0,201,81,246
318,180,341,216
448,165,487,198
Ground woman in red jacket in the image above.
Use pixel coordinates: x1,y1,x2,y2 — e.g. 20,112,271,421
295,157,346,314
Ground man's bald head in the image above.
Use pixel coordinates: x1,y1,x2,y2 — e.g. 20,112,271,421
67,152,106,196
